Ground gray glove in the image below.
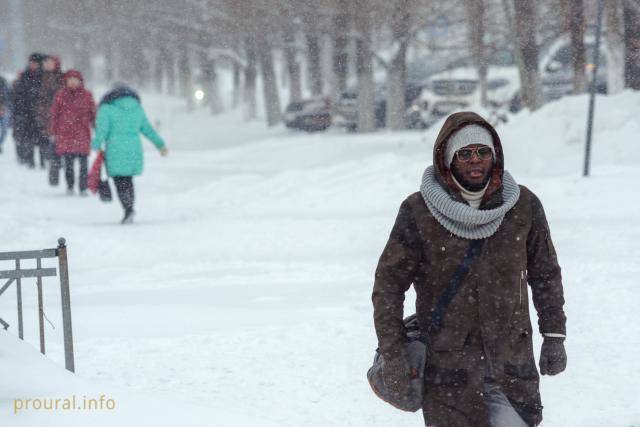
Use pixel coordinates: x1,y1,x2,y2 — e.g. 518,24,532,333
539,337,567,376
383,355,414,397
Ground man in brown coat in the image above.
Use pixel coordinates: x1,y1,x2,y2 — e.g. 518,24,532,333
372,112,567,427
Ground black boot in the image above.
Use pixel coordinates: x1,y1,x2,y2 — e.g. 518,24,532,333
49,167,59,186
121,208,135,225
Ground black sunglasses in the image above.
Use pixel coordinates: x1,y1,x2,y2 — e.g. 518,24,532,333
455,146,493,162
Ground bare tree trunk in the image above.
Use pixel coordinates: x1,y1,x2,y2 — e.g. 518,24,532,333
74,36,92,82
331,0,350,103
200,52,224,115
244,38,258,120
468,0,488,106
178,44,194,109
165,47,176,96
513,0,543,110
306,30,324,95
232,59,242,109
284,30,302,103
355,1,375,132
154,47,164,93
623,0,640,89
387,0,410,130
119,42,134,83
606,0,625,94
104,41,115,83
257,37,282,126
565,0,588,93
209,58,224,114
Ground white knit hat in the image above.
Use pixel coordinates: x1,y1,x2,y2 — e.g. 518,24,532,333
445,125,496,166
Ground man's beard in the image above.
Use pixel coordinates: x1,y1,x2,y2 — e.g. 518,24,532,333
451,167,491,192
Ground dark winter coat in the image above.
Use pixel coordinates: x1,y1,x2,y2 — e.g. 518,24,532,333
49,71,96,155
12,69,43,141
372,112,566,427
36,69,64,136
0,77,10,121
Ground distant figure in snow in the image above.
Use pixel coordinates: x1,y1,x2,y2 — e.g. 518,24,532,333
91,84,168,224
36,55,64,168
372,112,566,426
0,75,10,154
12,53,46,167
49,70,96,195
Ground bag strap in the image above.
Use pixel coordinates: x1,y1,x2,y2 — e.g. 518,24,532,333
99,151,108,181
427,238,485,336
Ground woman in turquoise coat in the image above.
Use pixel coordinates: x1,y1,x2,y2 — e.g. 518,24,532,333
91,85,167,224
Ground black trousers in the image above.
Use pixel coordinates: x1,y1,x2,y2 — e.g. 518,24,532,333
18,133,48,167
61,154,88,191
17,133,38,167
113,177,135,213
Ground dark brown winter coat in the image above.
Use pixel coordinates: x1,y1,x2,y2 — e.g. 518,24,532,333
372,112,566,427
36,69,64,136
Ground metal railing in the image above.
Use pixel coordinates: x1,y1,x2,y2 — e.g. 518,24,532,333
0,238,75,372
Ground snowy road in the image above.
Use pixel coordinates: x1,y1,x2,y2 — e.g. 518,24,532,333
1,91,639,426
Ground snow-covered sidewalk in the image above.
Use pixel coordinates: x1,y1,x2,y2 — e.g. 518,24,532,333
1,91,639,426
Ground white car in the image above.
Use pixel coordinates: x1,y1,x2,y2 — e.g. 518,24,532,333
406,66,520,129
407,36,609,129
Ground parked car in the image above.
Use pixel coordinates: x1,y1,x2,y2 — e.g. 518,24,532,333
540,36,608,102
283,97,332,132
509,36,609,111
406,66,520,129
333,86,386,132
407,38,610,127
334,81,425,131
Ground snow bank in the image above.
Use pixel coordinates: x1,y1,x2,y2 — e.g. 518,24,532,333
0,333,278,426
1,89,639,426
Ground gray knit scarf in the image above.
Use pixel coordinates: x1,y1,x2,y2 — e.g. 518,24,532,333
420,166,520,240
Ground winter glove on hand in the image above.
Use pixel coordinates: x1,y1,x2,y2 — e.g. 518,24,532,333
539,337,567,376
383,355,414,397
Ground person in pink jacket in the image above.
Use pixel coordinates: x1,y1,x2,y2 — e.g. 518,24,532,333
49,70,96,195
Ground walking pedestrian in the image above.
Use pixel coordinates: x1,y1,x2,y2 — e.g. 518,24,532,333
372,112,566,426
49,70,96,195
12,53,45,167
91,84,168,224
0,75,10,154
36,55,64,168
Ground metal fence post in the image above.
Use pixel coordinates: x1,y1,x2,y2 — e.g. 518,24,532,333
36,258,45,354
57,238,75,373
15,259,23,340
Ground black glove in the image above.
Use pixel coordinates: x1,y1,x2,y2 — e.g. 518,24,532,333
539,337,567,376
383,355,413,397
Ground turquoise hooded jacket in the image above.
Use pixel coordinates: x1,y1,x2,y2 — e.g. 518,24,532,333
91,95,165,177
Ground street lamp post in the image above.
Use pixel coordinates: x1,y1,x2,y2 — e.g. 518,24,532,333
583,0,604,177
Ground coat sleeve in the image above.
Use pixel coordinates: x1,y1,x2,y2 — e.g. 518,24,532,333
526,192,566,336
140,111,166,150
0,79,8,106
91,106,110,151
372,198,423,360
48,92,61,136
87,93,96,129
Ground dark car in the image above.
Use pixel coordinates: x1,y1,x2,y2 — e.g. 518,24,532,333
333,88,385,132
541,41,608,102
334,82,425,131
283,97,332,132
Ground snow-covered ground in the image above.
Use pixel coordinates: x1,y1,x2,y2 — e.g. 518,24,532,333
1,90,639,426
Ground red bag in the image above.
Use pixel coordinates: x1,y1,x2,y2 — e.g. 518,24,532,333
87,151,105,194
